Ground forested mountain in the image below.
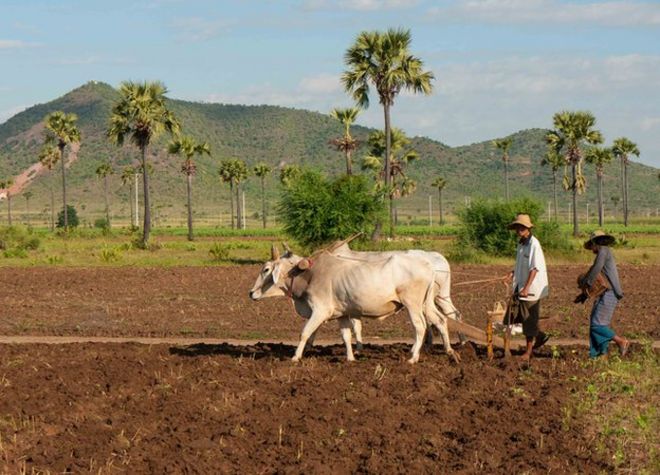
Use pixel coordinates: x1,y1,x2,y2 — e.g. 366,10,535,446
0,81,658,225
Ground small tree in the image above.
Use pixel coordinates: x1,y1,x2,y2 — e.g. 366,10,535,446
612,137,640,226
585,146,613,227
329,107,360,175
168,135,211,241
492,137,513,202
57,205,79,228
95,162,114,229
23,191,33,226
431,176,447,225
0,179,14,226
279,164,303,188
120,166,138,229
39,144,60,231
277,170,384,249
218,158,249,229
44,111,81,229
253,162,272,228
541,145,566,221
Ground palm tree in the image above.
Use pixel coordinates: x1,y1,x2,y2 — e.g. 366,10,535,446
0,179,14,225
23,191,33,226
107,81,180,246
342,28,434,237
612,137,640,226
120,166,138,228
541,146,566,221
329,107,361,175
253,163,272,229
585,146,613,227
95,162,114,228
279,164,302,188
168,135,211,241
39,144,59,231
491,137,513,201
44,111,81,229
219,159,249,229
431,176,447,225
546,111,603,236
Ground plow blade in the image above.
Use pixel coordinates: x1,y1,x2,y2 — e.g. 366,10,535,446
447,318,511,349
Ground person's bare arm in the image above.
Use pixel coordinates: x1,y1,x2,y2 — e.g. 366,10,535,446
519,268,538,298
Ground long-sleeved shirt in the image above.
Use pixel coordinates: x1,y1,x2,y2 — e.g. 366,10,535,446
585,246,623,299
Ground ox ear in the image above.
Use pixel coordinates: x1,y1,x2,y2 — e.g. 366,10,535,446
272,264,282,284
282,242,292,257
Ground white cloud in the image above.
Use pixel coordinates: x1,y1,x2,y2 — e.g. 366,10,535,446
429,0,660,27
640,117,660,131
301,0,419,11
299,73,342,94
170,17,232,41
0,40,29,49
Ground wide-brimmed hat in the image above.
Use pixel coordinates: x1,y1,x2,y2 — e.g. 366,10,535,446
507,213,534,230
584,230,616,249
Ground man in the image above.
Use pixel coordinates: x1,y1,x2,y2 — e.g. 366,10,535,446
507,214,549,361
579,230,629,359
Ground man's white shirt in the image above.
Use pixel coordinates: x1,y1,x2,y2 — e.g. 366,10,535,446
513,235,549,302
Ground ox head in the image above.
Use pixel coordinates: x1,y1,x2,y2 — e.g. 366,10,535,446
249,243,302,300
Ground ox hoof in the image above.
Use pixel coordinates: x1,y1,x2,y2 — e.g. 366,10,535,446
346,357,356,363
449,351,461,364
291,356,301,363
355,342,364,352
407,357,419,365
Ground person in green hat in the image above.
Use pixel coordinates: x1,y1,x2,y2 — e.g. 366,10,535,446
507,213,550,361
579,231,630,358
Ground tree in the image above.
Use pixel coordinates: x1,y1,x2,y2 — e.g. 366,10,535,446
585,146,613,227
491,137,513,202
120,165,138,228
23,191,33,226
546,111,603,236
168,135,211,241
0,179,14,225
218,159,249,229
329,107,361,175
57,205,79,228
342,28,434,237
612,137,640,227
253,162,272,229
541,145,566,221
108,81,180,246
279,164,303,188
364,128,419,225
95,161,114,229
39,144,60,231
431,176,447,225
44,111,81,229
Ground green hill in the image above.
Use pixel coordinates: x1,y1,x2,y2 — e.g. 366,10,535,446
0,81,658,226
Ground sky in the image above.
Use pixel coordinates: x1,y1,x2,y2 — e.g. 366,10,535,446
1,0,659,167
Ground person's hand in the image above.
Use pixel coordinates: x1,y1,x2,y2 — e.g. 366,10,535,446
574,293,588,304
503,271,513,283
519,287,529,298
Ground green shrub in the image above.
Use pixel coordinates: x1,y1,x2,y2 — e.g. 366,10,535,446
0,226,41,255
99,246,121,263
209,242,230,261
56,205,80,228
277,170,385,249
94,218,110,230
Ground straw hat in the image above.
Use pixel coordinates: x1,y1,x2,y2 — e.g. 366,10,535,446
584,230,616,249
507,213,534,230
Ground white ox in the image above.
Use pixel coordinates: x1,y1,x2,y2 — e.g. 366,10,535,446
249,245,459,364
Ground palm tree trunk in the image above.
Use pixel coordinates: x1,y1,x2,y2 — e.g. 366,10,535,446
383,102,394,238
7,194,12,226
104,175,111,228
50,182,55,231
620,158,625,225
235,183,242,230
572,162,579,236
59,144,68,228
597,172,604,227
623,160,629,226
128,187,135,229
346,148,352,176
186,173,193,241
141,146,151,245
504,159,510,202
261,177,266,229
229,182,235,229
438,189,443,225
552,170,558,221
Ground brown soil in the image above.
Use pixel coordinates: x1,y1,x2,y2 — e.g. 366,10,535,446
0,265,657,341
0,342,613,473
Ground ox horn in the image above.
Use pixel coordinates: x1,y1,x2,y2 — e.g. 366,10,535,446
271,244,280,260
283,242,291,254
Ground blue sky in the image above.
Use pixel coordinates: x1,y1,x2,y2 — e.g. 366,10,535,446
1,0,660,167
